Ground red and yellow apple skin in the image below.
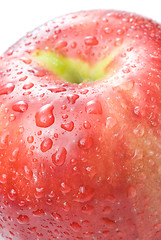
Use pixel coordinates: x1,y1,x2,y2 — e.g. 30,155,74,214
0,10,161,240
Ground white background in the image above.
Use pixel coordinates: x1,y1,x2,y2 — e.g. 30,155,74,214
0,0,161,55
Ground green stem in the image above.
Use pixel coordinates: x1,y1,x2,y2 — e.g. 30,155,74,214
32,48,121,84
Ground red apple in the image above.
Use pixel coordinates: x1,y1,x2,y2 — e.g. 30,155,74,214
0,9,161,240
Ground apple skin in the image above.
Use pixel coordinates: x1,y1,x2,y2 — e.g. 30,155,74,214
0,9,161,240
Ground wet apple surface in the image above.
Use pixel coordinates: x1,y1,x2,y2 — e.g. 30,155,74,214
0,10,161,240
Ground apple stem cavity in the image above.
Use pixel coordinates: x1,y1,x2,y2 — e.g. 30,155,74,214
32,49,120,84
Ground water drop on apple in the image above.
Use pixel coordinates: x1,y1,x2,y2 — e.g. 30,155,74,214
51,212,62,221
52,147,67,166
85,100,102,114
12,101,28,113
84,36,99,46
40,138,53,152
61,121,74,131
102,217,115,228
73,186,95,203
32,209,45,217
70,222,82,232
23,82,34,90
78,136,93,150
17,215,29,224
35,104,54,127
0,83,15,95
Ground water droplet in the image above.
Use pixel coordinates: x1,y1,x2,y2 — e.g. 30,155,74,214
133,124,145,137
48,190,55,198
78,136,93,150
37,131,42,136
71,41,77,48
19,76,28,81
35,104,54,127
70,222,81,232
106,117,117,129
83,120,91,129
104,27,113,34
52,147,67,166
32,209,45,217
27,149,33,157
81,204,94,214
102,218,115,228
61,104,67,110
17,215,29,224
37,232,43,237
134,106,145,116
85,100,102,114
86,166,96,178
48,87,66,93
0,83,15,95
102,16,109,22
28,226,37,233
40,138,53,152
73,186,95,203
132,148,143,160
0,174,7,184
62,114,68,120
11,171,18,181
8,189,17,201
81,89,89,95
127,47,133,52
60,182,71,194
18,200,25,207
63,202,71,211
0,131,9,149
7,49,14,56
54,28,61,34
67,94,79,104
127,186,136,198
9,147,19,162
4,107,9,113
55,40,67,49
46,198,53,205
25,41,31,46
117,28,125,35
35,187,44,199
61,121,74,131
18,126,24,134
9,114,16,122
12,101,28,112
51,212,62,221
27,136,34,143
23,82,34,90
70,158,78,165
84,36,98,46
20,57,32,64
114,38,123,46
9,230,15,236
54,133,58,138
24,165,33,180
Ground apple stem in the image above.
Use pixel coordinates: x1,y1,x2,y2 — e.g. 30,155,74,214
32,48,120,84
